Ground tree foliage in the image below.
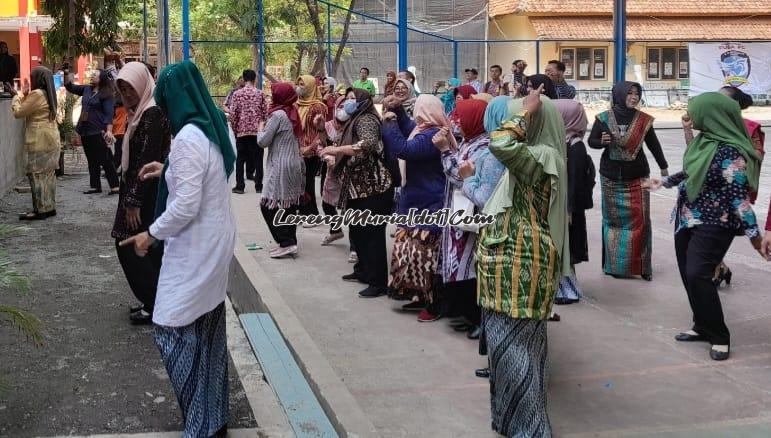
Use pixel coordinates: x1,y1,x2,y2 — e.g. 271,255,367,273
41,0,121,63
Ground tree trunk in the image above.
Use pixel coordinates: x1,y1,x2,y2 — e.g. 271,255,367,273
303,0,328,76
332,0,356,77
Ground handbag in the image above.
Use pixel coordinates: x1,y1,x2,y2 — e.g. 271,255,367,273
451,189,480,233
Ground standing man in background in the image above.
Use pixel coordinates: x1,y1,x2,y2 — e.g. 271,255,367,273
465,68,483,93
484,65,506,96
547,60,577,99
0,41,18,85
353,67,376,96
230,69,268,194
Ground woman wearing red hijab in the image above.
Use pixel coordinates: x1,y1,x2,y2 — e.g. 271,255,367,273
436,98,490,337
257,83,306,258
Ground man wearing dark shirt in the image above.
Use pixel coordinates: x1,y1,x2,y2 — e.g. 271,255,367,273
546,60,576,99
0,41,18,85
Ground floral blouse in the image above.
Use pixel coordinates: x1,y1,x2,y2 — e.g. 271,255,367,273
662,144,759,240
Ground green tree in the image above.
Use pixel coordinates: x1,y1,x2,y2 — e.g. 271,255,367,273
41,0,122,64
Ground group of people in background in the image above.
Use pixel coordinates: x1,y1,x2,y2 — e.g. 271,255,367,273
7,51,771,437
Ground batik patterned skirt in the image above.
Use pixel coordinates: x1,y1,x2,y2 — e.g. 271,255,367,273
153,302,228,438
601,176,652,279
28,170,56,213
388,227,441,302
484,310,551,437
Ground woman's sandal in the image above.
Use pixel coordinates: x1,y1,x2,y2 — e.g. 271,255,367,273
19,210,56,221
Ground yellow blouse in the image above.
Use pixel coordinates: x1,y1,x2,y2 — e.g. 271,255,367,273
12,90,61,173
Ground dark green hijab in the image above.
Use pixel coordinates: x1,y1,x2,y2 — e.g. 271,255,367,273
683,92,759,202
153,61,235,218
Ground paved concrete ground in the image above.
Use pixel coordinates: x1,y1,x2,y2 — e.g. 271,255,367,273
232,127,771,437
0,171,261,437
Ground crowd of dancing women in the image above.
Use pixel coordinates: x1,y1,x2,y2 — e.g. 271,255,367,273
7,55,771,437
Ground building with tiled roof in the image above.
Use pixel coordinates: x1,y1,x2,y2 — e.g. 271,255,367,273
488,0,771,103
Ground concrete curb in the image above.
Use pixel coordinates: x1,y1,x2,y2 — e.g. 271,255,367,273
229,241,379,438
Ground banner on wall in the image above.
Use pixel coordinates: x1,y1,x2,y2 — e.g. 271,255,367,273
689,42,771,97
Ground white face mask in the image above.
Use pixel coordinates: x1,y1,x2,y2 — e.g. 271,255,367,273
336,108,351,122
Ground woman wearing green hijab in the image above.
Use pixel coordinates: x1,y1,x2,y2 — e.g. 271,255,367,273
648,92,763,361
119,61,236,435
475,87,568,437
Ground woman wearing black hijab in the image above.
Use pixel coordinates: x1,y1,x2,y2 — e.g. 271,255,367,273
526,74,558,100
588,81,669,281
322,88,394,298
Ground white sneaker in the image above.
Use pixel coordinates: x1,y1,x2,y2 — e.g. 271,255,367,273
348,251,358,263
303,223,319,229
321,232,344,246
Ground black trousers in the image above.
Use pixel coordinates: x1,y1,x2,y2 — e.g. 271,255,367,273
299,156,321,215
441,278,480,325
235,136,263,190
82,134,119,190
347,189,394,290
674,225,735,346
261,204,299,247
115,239,163,313
112,135,124,171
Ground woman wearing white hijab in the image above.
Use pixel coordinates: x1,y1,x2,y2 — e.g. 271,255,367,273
112,62,172,324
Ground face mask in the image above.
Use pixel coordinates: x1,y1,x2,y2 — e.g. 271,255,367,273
295,86,308,97
335,109,351,122
343,99,359,115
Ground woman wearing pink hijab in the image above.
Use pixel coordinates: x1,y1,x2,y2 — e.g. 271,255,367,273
553,99,595,305
381,94,454,321
112,62,172,324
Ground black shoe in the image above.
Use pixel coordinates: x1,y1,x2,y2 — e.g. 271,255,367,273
642,274,652,281
342,272,365,283
401,301,425,311
358,286,387,298
554,297,579,305
83,189,102,194
710,346,730,361
675,331,707,342
453,323,471,332
213,424,228,437
475,367,490,378
467,326,482,340
449,317,470,327
232,187,245,194
255,186,263,193
129,310,153,325
129,304,144,314
548,313,561,322
19,212,48,221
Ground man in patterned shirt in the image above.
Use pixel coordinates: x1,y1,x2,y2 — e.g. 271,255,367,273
229,69,268,194
546,60,577,99
484,64,506,96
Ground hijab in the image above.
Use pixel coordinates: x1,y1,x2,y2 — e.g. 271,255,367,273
117,62,157,173
441,78,462,115
683,92,760,202
485,96,570,278
483,95,513,133
384,71,397,96
324,76,338,92
611,81,641,119
394,78,417,116
409,94,458,150
296,74,324,126
455,99,488,141
269,82,303,138
153,60,235,217
334,88,379,176
553,99,588,144
454,85,477,100
527,74,557,100
30,66,56,121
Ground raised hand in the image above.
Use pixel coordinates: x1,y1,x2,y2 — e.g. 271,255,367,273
139,161,164,181
458,161,476,179
432,127,451,151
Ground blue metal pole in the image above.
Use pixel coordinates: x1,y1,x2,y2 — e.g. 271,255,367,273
163,0,170,64
327,4,332,75
142,0,148,62
182,0,190,60
613,0,627,84
397,0,408,70
257,0,265,89
453,41,458,79
536,40,540,73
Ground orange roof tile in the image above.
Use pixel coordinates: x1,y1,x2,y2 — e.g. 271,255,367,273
528,16,771,41
490,0,771,18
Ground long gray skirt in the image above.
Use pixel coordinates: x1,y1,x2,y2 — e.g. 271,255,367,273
484,310,551,437
154,302,229,438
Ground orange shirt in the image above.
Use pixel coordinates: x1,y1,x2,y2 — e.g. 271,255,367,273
112,106,128,136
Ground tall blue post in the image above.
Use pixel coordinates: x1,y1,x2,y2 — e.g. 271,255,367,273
257,0,265,89
163,0,170,64
397,0,408,70
142,0,148,62
327,5,332,75
452,41,458,79
535,40,540,73
182,0,190,60
613,0,627,84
